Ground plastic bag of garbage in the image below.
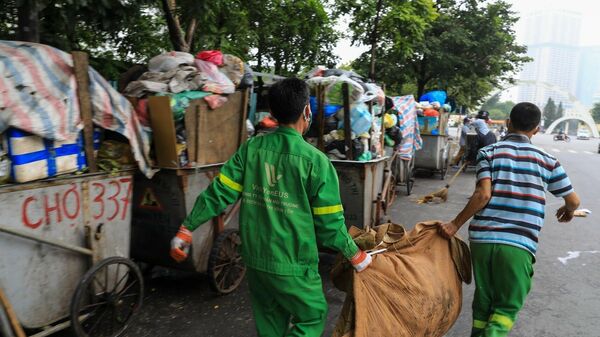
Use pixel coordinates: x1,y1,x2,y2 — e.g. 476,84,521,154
196,50,224,66
337,103,373,135
195,59,235,94
148,51,194,73
219,54,245,86
419,90,447,105
306,75,364,105
358,83,385,106
239,63,254,89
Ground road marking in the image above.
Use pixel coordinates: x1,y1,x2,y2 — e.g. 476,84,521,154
558,251,600,265
568,149,577,154
584,151,594,155
551,148,561,153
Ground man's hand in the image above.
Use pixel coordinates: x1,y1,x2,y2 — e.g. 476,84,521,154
556,205,575,223
170,226,193,262
350,250,372,272
438,221,459,239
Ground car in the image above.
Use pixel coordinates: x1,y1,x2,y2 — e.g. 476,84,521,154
577,129,590,140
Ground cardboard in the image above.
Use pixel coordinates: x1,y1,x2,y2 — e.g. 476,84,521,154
148,96,179,168
148,90,249,168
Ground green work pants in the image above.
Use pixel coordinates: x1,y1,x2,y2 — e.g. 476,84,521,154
470,243,534,337
247,268,327,337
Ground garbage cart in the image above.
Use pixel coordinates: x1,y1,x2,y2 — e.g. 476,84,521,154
414,134,450,179
0,171,143,337
130,166,245,295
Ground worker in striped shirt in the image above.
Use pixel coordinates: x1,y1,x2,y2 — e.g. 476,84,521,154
438,102,580,337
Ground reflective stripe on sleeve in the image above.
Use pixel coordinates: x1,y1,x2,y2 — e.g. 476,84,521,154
489,314,514,330
312,204,344,215
473,319,487,329
219,173,243,192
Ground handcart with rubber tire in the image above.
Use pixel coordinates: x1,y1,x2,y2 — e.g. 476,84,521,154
128,88,250,296
129,167,245,295
414,134,451,179
0,171,144,337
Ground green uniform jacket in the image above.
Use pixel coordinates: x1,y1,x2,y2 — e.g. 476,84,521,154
183,127,359,276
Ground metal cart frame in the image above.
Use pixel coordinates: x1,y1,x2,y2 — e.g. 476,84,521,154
414,134,451,179
130,166,245,295
0,171,143,337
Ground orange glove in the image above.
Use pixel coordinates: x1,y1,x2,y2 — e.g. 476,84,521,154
170,226,192,262
350,250,372,272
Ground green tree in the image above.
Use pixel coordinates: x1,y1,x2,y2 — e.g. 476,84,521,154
245,0,341,75
543,98,559,127
349,0,529,106
336,0,436,81
339,0,436,87
0,0,171,78
590,103,600,123
480,93,514,120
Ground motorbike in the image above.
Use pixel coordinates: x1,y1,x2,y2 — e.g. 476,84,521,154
553,134,571,142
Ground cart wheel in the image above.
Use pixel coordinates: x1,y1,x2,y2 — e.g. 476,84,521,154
385,175,398,209
70,257,144,337
208,229,246,295
440,150,450,180
406,159,415,196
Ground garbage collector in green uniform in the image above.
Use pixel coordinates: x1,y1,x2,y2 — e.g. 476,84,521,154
170,77,372,337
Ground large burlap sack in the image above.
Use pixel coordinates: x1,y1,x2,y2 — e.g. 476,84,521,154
331,221,471,337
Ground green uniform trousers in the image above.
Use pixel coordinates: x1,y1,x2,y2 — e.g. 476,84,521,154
470,243,534,337
247,268,328,337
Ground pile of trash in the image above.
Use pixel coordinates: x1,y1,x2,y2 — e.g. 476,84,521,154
416,90,452,135
124,50,253,126
303,67,386,161
0,41,154,184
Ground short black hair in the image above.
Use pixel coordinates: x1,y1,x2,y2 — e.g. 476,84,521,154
510,102,541,131
268,78,310,124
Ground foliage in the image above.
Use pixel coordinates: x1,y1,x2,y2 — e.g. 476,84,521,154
543,97,561,127
1,0,340,79
0,1,171,78
480,93,514,120
350,0,530,108
590,102,600,123
243,0,340,75
340,0,437,83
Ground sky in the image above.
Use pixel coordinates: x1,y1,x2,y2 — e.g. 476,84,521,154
334,0,600,65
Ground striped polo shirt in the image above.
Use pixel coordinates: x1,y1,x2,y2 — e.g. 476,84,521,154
469,133,574,256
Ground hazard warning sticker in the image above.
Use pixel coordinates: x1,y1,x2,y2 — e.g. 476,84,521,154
139,187,163,211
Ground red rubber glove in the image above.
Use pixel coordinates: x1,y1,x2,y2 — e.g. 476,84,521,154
350,250,372,272
170,226,192,263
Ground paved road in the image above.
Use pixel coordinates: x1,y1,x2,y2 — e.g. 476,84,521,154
59,133,598,337
440,133,600,337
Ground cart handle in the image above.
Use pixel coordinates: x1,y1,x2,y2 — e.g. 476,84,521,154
0,226,93,256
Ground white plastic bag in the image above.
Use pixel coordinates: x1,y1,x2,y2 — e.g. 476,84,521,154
148,51,194,73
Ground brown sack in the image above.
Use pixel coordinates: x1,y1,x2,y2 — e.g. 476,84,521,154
331,221,471,337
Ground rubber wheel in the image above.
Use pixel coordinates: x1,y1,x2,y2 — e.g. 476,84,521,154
385,175,398,212
70,257,144,337
405,159,415,196
208,229,246,295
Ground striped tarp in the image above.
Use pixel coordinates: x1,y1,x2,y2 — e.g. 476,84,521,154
391,95,422,160
0,40,154,178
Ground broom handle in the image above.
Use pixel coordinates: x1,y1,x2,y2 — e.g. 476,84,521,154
0,286,26,337
445,162,468,188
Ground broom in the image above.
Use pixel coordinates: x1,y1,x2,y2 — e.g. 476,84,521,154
417,162,468,204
